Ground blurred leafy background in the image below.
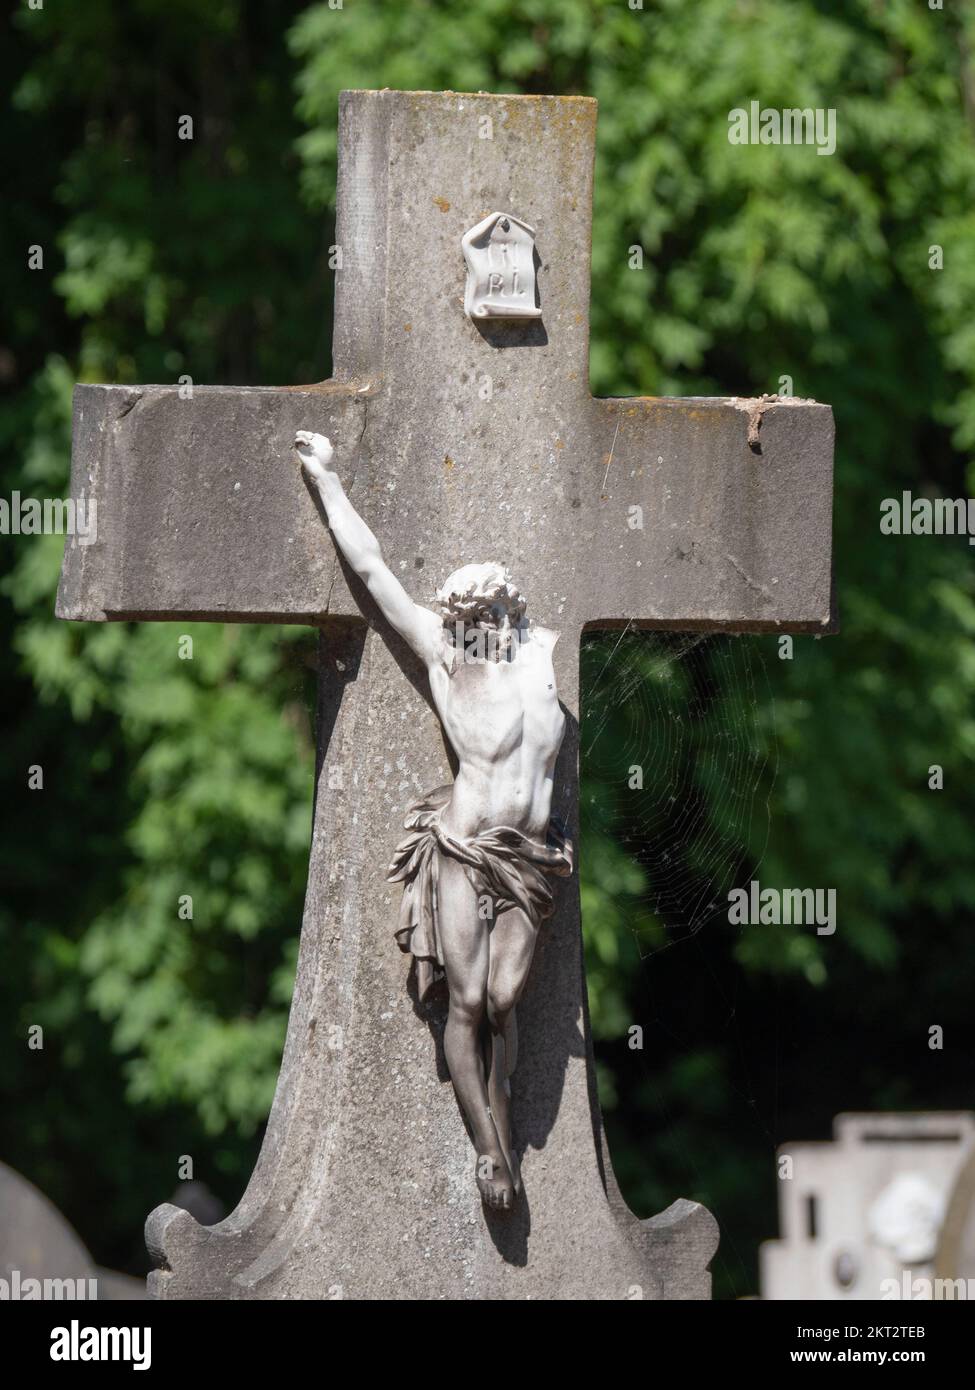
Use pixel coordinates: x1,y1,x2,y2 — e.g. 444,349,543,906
2,0,974,1297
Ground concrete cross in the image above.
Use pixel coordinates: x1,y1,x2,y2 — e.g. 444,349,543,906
58,89,834,1300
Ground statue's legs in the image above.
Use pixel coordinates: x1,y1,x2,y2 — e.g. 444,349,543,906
438,855,515,1209
486,906,536,1193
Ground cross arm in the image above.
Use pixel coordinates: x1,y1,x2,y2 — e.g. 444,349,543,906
56,382,368,624
576,395,835,633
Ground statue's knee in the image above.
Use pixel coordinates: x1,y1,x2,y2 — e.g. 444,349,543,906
487,987,516,1028
449,988,485,1024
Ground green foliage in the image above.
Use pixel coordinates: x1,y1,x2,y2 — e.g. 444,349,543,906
4,0,975,1294
2,0,321,1262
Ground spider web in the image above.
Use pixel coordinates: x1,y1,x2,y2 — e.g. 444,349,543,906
580,628,778,957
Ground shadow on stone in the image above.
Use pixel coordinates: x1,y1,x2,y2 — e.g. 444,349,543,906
472,318,548,350
484,1187,531,1265
406,963,450,1084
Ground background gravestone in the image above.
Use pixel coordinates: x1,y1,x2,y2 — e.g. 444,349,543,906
935,1145,975,1287
0,1161,144,1300
760,1112,975,1300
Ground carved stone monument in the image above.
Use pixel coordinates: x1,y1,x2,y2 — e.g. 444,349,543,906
936,1143,975,1288
761,1112,975,1300
57,89,834,1299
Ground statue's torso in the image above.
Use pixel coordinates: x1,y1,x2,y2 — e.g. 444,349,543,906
429,626,565,838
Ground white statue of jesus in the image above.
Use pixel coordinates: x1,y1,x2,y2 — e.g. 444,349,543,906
294,430,572,1211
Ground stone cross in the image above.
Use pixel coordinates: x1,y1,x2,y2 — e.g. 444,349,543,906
58,89,834,1300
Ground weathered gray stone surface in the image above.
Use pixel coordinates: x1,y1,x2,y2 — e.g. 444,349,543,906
60,90,835,1299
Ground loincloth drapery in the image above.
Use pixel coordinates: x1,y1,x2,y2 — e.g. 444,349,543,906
387,786,574,1002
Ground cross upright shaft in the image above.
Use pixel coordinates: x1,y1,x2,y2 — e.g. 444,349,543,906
58,90,834,1299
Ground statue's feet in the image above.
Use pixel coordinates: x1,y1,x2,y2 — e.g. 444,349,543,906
507,1146,522,1197
476,1152,516,1212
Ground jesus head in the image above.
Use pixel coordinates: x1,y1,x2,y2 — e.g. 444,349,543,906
436,563,526,636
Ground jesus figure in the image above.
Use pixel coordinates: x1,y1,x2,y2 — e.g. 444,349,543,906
293,430,572,1211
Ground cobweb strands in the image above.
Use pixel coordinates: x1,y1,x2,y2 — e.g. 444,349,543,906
580,630,778,958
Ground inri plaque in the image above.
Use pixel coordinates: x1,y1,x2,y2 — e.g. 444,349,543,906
461,211,542,321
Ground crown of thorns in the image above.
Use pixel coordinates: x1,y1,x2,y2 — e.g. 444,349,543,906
435,564,526,624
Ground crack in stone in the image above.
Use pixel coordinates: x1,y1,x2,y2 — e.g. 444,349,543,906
724,550,774,603
116,390,144,422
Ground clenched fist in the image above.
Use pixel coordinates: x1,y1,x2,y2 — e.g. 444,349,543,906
294,430,335,483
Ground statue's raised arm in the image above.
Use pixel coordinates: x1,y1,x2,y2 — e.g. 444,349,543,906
294,431,442,667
